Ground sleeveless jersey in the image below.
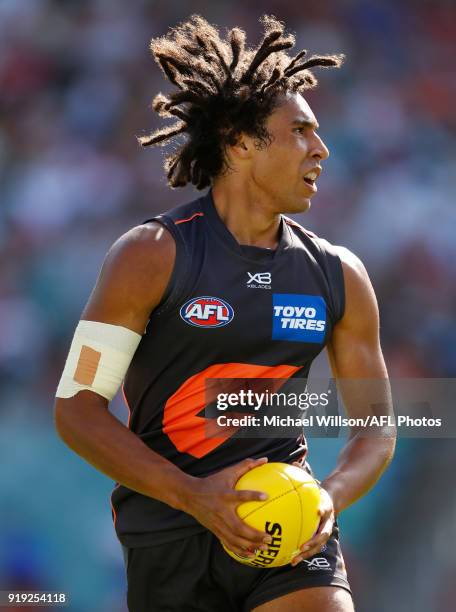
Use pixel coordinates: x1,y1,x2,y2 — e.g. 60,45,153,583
111,189,345,547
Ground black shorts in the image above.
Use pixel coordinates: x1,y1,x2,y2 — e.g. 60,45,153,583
122,523,351,611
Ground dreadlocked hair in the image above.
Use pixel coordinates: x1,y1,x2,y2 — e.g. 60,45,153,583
139,15,344,189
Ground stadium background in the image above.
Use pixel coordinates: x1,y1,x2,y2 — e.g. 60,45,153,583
0,0,455,610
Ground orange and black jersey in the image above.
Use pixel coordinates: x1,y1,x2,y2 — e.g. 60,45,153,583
111,190,345,547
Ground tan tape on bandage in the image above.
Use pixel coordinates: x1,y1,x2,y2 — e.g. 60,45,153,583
56,320,142,400
73,345,102,385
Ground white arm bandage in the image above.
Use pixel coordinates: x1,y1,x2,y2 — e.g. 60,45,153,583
55,320,142,401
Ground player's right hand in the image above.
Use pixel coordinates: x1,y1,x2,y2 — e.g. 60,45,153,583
182,457,272,558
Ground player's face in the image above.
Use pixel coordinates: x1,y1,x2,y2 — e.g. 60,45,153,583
249,93,329,214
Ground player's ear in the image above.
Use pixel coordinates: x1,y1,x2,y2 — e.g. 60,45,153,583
230,134,254,161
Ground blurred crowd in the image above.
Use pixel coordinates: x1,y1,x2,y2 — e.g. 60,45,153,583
0,1,455,611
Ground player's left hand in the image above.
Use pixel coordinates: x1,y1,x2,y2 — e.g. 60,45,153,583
290,463,335,566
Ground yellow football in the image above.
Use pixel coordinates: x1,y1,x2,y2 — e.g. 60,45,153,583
223,462,321,568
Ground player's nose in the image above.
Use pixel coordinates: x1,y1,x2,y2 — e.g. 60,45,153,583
310,132,329,162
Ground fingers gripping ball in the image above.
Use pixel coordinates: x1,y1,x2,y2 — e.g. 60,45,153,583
223,463,320,568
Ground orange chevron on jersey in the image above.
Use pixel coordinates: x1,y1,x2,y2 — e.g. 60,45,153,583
163,362,301,458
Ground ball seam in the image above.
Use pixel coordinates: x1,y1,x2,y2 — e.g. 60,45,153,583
281,471,305,550
240,487,295,519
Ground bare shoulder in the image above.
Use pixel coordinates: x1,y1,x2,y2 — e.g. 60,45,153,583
333,245,374,294
105,222,175,280
334,245,368,278
81,222,176,333
333,245,379,330
326,248,387,378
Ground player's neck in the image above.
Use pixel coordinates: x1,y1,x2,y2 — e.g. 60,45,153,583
211,180,282,250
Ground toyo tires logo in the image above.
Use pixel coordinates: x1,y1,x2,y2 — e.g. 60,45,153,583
180,296,234,328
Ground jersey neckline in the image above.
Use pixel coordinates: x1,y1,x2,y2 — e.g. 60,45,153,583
201,189,294,264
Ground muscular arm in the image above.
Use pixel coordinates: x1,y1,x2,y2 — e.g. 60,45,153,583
54,223,191,510
54,224,270,556
292,247,396,565
321,247,396,515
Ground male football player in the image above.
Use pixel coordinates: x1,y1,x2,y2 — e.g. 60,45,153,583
55,15,395,611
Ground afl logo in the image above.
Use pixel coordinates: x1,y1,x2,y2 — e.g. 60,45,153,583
180,296,234,328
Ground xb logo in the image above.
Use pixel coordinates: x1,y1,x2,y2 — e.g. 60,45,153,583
247,272,272,289
302,557,331,570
